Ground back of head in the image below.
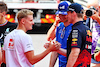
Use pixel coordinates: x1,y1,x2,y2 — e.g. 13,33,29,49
17,9,33,22
0,1,7,13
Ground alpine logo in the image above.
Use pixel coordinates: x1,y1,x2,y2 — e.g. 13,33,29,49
59,6,65,9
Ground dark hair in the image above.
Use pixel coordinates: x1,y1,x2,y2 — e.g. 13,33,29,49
71,9,84,18
69,10,83,18
77,9,84,18
0,1,7,13
76,13,83,18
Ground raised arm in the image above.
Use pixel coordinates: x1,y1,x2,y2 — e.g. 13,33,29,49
47,14,61,41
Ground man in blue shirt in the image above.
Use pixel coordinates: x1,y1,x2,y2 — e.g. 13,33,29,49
46,1,72,67
56,22,72,67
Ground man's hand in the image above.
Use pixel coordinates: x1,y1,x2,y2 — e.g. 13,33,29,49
90,10,99,20
54,14,61,26
90,10,100,24
0,13,3,20
44,41,61,51
94,51,100,62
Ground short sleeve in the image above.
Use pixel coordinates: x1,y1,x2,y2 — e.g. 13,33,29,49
71,29,82,48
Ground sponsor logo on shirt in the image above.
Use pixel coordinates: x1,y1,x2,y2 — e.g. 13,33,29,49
87,30,92,37
85,44,92,49
86,30,92,42
4,28,10,38
26,44,32,48
72,30,78,38
8,39,14,49
71,30,78,46
72,38,78,41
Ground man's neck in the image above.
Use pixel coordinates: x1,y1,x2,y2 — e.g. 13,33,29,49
64,22,70,27
73,18,83,25
16,24,27,33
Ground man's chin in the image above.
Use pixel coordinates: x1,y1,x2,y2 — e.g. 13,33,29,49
65,20,68,22
28,28,32,31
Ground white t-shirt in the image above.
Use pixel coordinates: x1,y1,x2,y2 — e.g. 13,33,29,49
3,29,34,67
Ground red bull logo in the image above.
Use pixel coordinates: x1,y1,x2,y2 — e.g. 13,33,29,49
86,30,92,42
71,38,78,46
87,30,92,36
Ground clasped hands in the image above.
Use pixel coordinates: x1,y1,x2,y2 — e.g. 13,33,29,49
44,41,61,51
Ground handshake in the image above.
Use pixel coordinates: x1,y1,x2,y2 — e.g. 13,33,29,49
44,41,61,51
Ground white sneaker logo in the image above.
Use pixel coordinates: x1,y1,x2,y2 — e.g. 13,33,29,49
59,6,65,9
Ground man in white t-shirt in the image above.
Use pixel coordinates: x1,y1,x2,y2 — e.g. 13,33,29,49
2,9,61,67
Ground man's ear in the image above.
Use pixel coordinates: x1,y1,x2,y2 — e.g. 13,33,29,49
21,18,25,24
73,11,77,16
71,11,75,17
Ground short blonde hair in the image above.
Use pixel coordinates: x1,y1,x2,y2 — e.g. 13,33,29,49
17,9,33,22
